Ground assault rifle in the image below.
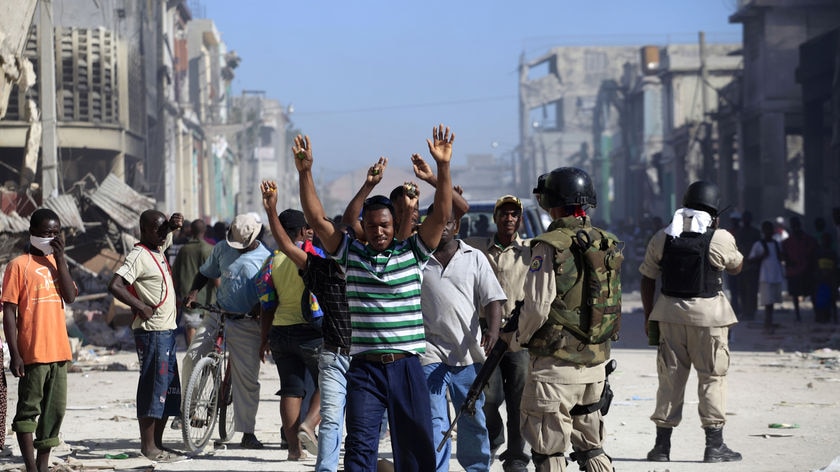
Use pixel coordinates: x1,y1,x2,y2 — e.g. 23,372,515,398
437,300,524,452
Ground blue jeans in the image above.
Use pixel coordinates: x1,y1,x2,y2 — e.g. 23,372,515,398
134,329,181,419
424,362,491,472
315,348,350,472
345,355,435,472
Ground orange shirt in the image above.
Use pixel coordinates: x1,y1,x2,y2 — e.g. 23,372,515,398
1,253,73,364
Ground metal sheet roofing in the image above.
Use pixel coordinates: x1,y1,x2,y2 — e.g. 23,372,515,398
0,196,83,234
87,174,155,231
43,194,85,233
0,211,30,233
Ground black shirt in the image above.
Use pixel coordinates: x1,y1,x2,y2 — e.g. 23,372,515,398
301,254,351,350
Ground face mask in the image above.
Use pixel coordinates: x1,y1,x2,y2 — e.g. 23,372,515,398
30,235,54,255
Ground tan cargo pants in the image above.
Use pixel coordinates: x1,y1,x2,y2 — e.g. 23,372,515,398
651,322,730,428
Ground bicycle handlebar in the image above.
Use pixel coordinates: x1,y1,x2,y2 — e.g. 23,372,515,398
186,302,254,319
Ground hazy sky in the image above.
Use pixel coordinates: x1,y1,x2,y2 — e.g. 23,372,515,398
200,0,742,180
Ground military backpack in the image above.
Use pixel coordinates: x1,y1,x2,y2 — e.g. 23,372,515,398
534,225,624,345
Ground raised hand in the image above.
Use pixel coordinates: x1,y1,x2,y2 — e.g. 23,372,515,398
366,157,388,186
292,134,313,172
169,212,184,231
426,124,454,164
261,180,278,211
404,181,420,201
411,153,434,182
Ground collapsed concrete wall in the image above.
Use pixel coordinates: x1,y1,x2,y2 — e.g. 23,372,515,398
0,0,37,119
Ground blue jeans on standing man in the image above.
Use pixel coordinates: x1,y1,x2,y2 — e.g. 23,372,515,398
315,347,350,472
424,362,491,472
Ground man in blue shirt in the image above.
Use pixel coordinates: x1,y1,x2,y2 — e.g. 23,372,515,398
184,213,270,449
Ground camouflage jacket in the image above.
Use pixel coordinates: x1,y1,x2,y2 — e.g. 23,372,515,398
525,215,612,366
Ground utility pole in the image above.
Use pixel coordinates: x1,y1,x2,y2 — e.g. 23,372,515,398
239,90,264,214
699,31,714,182
39,0,59,198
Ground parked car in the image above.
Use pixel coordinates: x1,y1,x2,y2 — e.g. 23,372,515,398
419,198,548,240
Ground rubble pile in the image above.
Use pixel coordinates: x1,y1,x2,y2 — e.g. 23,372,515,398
1,172,154,354
65,267,136,353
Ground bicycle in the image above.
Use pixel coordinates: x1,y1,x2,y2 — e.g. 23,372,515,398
180,303,251,452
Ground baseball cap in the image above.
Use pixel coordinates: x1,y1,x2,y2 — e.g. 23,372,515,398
278,209,307,231
226,213,261,249
494,195,523,214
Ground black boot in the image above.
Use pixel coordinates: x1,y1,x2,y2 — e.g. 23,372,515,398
703,427,742,463
646,427,671,462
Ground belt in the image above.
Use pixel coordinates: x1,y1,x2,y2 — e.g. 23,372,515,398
358,352,413,364
323,344,351,356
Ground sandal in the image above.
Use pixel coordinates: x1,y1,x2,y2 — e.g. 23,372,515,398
297,424,319,455
145,450,184,463
288,450,309,461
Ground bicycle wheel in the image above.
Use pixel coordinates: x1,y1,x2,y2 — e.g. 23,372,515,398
182,356,220,451
218,358,235,442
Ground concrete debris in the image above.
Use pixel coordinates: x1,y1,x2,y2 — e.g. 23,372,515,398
0,172,161,353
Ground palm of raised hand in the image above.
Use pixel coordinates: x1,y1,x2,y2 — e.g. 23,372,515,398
426,124,454,163
261,180,278,209
292,134,313,172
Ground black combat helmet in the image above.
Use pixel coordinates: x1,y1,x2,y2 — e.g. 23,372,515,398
682,180,720,217
533,167,597,212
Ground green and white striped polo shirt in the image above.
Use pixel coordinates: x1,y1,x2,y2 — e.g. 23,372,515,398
332,233,432,356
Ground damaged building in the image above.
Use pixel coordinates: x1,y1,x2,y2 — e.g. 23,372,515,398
517,41,740,225
728,0,840,222
0,1,294,351
0,0,296,226
518,1,840,226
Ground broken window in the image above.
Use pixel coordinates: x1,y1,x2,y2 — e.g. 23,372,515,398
529,99,564,132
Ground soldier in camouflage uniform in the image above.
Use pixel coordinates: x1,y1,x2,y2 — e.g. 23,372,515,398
506,167,614,472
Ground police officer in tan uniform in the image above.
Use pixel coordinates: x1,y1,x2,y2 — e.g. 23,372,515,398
467,195,532,471
639,180,743,463
507,168,613,472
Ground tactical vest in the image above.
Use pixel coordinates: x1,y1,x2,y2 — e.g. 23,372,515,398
525,216,611,366
660,229,722,298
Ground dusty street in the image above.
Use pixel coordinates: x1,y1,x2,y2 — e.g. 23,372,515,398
1,292,839,472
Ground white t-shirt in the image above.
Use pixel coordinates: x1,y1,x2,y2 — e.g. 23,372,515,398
748,239,784,284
